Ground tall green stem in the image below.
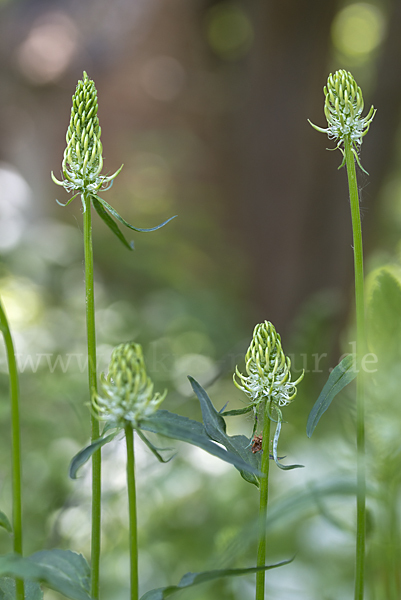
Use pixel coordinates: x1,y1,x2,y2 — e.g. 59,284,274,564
0,299,24,600
344,138,366,600
256,401,271,600
83,193,101,599
125,426,139,600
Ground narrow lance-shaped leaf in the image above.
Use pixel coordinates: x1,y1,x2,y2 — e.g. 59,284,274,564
271,409,304,471
135,429,175,464
139,559,294,600
140,409,263,477
69,433,118,479
94,195,177,232
306,354,357,437
0,512,12,534
91,196,134,250
188,376,261,486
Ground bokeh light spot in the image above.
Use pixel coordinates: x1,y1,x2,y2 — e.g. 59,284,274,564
0,163,32,251
16,12,79,84
206,2,253,60
332,3,386,58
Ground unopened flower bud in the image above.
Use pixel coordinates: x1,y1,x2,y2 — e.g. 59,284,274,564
309,70,375,171
234,321,303,407
93,343,166,428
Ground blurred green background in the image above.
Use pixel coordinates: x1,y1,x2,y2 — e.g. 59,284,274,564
1,0,401,598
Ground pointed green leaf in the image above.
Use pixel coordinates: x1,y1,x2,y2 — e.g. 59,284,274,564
136,429,175,463
306,354,357,437
188,377,261,486
0,551,91,600
92,196,134,250
139,559,293,600
94,195,176,232
140,410,262,476
69,433,118,479
0,577,43,600
0,512,12,534
221,406,253,417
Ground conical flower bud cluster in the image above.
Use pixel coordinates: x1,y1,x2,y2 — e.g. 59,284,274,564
65,71,103,183
52,72,122,195
309,70,375,170
234,321,303,408
93,343,166,428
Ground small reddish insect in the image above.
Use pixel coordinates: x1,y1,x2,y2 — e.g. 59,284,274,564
251,434,263,453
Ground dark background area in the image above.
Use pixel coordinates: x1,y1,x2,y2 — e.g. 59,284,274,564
1,1,401,598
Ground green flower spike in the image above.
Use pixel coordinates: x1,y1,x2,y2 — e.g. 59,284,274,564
93,342,167,429
51,71,175,249
234,321,304,469
308,69,376,174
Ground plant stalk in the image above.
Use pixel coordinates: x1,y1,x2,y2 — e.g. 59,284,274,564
344,138,366,600
83,192,102,599
255,401,271,600
0,299,24,600
125,426,139,600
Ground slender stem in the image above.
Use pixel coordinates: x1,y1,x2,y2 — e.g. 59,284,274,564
344,138,366,600
83,193,101,599
256,401,271,600
0,299,24,600
125,426,139,600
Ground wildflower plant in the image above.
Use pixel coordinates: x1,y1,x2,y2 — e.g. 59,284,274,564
307,69,375,600
233,321,303,600
51,71,175,599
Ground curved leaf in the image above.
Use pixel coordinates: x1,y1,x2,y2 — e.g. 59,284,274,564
0,551,90,600
188,377,261,486
306,354,357,438
92,196,134,250
221,406,253,417
0,512,12,534
135,429,175,463
139,559,293,600
94,195,177,232
0,577,43,600
140,410,262,476
272,413,304,471
69,432,118,479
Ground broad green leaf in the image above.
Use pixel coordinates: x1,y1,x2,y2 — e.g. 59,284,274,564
188,377,261,486
92,196,134,250
0,577,43,600
135,430,175,463
0,551,91,600
140,410,262,476
139,559,293,600
306,354,357,437
0,512,12,534
69,432,118,479
94,195,176,232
